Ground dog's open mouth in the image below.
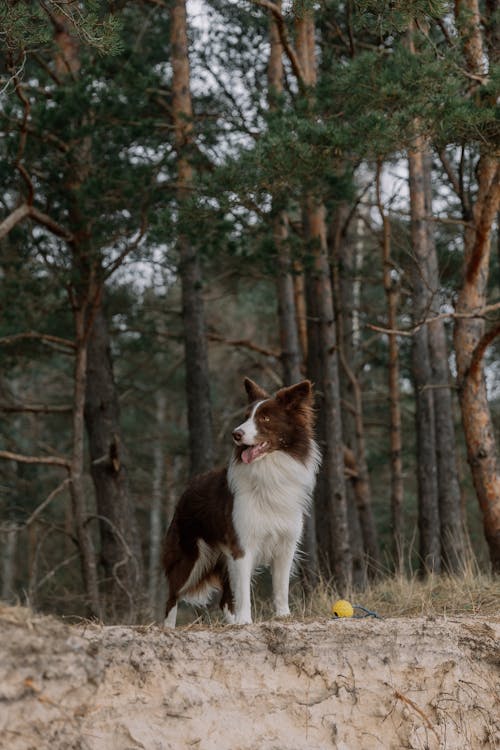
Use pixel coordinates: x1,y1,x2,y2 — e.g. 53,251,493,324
241,441,269,464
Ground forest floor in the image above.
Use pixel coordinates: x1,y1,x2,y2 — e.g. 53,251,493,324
0,605,499,750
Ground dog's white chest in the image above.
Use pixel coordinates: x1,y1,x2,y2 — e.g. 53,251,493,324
228,445,320,559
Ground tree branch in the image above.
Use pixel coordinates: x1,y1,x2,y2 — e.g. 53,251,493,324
250,0,306,85
208,332,279,358
469,322,500,379
0,203,73,242
103,211,149,279
0,204,31,240
0,331,76,349
366,301,500,338
0,403,72,414
30,205,74,240
437,148,470,215
24,478,72,527
0,450,71,469
11,53,33,204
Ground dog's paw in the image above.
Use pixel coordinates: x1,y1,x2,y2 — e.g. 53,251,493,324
274,607,291,619
233,613,253,625
223,605,236,625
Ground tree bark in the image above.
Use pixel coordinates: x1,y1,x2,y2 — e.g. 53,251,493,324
408,136,441,574
275,214,303,386
170,0,214,477
293,263,309,364
453,1,500,571
305,198,351,588
268,4,303,388
1,522,18,603
454,157,500,571
292,8,351,589
55,13,144,619
332,206,380,579
376,166,404,573
52,17,101,617
148,390,167,620
267,2,317,586
85,301,144,621
71,305,101,618
423,151,468,573
305,261,331,570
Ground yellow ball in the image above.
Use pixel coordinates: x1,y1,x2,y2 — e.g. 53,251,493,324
332,599,354,618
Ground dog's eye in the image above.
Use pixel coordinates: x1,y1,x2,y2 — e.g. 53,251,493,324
262,416,270,423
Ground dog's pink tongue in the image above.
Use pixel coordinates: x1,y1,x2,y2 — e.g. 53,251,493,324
241,444,264,464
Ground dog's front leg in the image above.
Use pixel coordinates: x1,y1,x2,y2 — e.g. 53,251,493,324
228,552,254,624
271,540,297,617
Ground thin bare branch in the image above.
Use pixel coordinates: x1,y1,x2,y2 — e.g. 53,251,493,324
250,0,306,85
438,148,471,216
33,552,80,592
0,52,26,95
103,212,149,279
0,203,73,242
469,322,500,378
29,205,74,240
24,478,72,527
367,300,500,338
0,331,76,349
0,203,31,240
208,332,279,358
0,450,71,469
0,403,72,413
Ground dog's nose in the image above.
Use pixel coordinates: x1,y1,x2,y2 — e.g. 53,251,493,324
232,429,244,444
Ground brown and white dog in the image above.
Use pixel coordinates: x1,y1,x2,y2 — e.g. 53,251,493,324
162,378,320,626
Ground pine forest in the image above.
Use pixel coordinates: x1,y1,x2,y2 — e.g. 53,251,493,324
0,0,499,623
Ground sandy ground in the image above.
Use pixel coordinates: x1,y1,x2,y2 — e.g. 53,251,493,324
0,606,499,750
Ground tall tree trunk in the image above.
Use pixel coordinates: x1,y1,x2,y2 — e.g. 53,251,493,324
408,135,441,574
148,390,167,620
332,207,381,579
423,151,468,573
293,264,309,365
275,214,303,386
53,16,101,617
268,6,303,389
267,2,317,586
305,262,331,571
453,1,500,571
71,304,101,618
293,8,351,589
55,13,143,619
454,156,500,570
170,0,213,477
305,198,351,588
376,166,404,573
85,301,144,621
1,522,18,602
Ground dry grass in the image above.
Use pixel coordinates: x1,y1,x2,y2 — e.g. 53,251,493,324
3,565,499,628
291,566,500,620
180,563,500,626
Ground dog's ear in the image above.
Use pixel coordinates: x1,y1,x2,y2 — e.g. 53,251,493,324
276,380,313,407
244,378,269,403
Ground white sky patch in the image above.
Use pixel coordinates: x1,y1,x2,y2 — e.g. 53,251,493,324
122,143,170,166
486,360,500,401
112,242,177,297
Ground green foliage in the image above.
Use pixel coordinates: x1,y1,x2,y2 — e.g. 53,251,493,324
1,0,498,615
356,0,448,34
0,0,122,55
318,43,499,157
0,3,51,50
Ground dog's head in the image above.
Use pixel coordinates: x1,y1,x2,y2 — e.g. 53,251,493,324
232,378,314,464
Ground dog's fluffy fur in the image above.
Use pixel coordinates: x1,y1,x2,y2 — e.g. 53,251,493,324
162,378,320,626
